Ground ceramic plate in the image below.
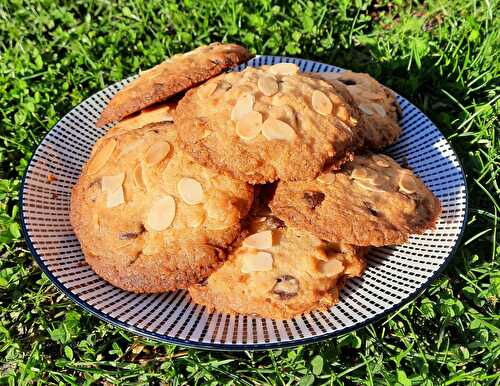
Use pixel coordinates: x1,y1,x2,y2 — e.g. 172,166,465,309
20,56,467,350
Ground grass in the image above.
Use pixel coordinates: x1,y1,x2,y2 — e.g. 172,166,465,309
0,0,498,384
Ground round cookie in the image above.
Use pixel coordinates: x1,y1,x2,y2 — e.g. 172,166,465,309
70,122,254,292
310,71,402,149
97,43,253,127
175,64,365,183
189,213,366,319
269,153,441,246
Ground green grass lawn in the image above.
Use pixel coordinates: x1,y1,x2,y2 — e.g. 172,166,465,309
1,0,499,384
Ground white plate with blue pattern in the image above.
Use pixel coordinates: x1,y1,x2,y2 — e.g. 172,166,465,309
20,56,467,350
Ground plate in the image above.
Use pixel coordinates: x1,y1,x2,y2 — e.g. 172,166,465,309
20,56,468,350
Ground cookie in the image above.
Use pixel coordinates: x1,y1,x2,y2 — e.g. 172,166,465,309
189,213,366,319
175,64,365,184
310,71,402,149
105,101,176,138
269,153,441,246
96,43,252,127
70,122,254,292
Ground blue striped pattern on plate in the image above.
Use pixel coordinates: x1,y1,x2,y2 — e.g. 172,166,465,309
20,56,467,350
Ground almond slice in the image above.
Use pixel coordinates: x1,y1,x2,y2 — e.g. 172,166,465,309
269,63,300,75
353,179,386,193
133,163,147,191
106,186,125,208
177,177,204,205
236,111,262,140
312,90,333,115
350,167,368,180
197,82,218,99
241,251,273,273
398,173,417,194
372,154,391,168
335,105,349,122
231,93,255,121
243,230,273,249
320,258,344,277
359,103,374,115
370,103,387,117
101,172,125,192
87,139,116,174
257,75,279,96
145,141,171,166
262,118,296,142
146,195,176,231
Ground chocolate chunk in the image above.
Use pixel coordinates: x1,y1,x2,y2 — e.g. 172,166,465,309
119,224,145,240
272,275,299,300
303,191,325,209
338,78,356,86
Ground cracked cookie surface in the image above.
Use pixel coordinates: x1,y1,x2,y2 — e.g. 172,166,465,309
175,64,365,183
270,153,441,246
96,43,252,127
70,122,254,292
189,211,366,319
310,71,402,149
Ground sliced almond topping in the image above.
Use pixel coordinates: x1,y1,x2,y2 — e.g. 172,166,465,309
370,103,387,117
197,82,218,99
398,173,417,194
177,177,204,205
262,118,296,142
106,186,124,208
312,90,333,115
231,93,255,121
269,63,300,75
353,179,386,193
241,251,273,273
243,230,273,249
236,111,262,140
87,139,117,174
359,103,374,115
336,105,349,121
145,141,171,166
101,172,125,192
372,154,391,167
257,75,279,96
133,164,147,191
320,258,344,277
350,167,369,180
146,196,176,231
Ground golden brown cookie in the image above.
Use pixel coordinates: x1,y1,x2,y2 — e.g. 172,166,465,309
96,43,252,127
105,101,176,138
310,71,402,149
70,123,254,292
189,213,366,319
175,64,365,184
270,153,441,246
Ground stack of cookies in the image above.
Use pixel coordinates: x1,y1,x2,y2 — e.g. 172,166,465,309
71,43,441,319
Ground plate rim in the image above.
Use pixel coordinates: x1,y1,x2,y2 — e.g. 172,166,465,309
19,55,469,350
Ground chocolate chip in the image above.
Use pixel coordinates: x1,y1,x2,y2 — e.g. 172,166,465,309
119,232,140,240
303,191,325,209
339,78,356,86
272,275,299,300
119,224,145,240
265,216,286,229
